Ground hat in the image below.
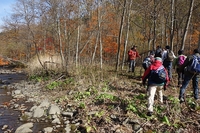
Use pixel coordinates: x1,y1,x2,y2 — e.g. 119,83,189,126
155,57,162,62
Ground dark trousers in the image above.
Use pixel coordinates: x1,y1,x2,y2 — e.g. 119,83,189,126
176,68,184,87
163,60,172,80
179,72,199,100
129,60,136,72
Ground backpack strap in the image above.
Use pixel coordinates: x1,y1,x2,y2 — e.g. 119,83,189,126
157,65,164,71
193,55,197,59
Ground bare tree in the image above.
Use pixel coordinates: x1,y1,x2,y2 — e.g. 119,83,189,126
169,0,175,50
75,21,80,68
122,0,132,70
181,0,195,50
116,0,126,71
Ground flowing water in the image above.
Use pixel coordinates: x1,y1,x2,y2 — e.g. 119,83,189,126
0,68,52,133
0,88,22,132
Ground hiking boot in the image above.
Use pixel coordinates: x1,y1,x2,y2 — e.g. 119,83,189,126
179,98,184,103
147,111,153,116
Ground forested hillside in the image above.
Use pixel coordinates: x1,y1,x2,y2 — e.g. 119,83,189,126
0,0,199,71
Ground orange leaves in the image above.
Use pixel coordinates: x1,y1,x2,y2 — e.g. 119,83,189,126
104,42,118,54
0,57,9,66
190,29,200,44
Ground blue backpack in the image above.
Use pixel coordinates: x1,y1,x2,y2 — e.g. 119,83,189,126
150,66,167,84
187,55,200,73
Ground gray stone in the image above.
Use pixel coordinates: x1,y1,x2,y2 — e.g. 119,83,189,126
2,125,8,130
62,111,73,117
43,127,53,133
15,122,33,133
24,112,33,118
48,104,61,115
33,106,44,118
39,99,50,108
52,118,61,124
65,125,71,133
12,90,22,95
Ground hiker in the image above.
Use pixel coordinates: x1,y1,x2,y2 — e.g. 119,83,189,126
142,51,155,71
128,45,140,72
142,57,169,116
174,50,187,87
155,46,162,57
162,45,176,81
179,49,200,103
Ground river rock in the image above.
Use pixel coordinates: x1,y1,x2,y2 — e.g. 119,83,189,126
52,117,61,124
65,124,71,133
43,127,53,133
24,111,33,118
2,125,8,130
12,90,22,95
15,122,33,133
62,111,74,118
33,106,45,118
12,90,25,98
39,99,50,108
29,105,37,112
48,104,61,115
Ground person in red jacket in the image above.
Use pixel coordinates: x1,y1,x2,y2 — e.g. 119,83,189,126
142,57,169,116
128,45,140,72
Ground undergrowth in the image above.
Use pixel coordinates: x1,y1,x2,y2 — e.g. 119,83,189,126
27,65,200,132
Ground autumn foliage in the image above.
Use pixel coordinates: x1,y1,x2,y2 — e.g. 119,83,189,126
0,56,9,66
0,0,199,68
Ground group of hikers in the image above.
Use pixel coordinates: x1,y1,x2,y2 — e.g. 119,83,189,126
128,45,200,116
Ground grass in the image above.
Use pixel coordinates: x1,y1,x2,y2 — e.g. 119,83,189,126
26,64,200,132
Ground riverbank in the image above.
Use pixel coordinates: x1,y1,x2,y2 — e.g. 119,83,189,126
0,68,67,133
1,66,200,133
0,67,142,133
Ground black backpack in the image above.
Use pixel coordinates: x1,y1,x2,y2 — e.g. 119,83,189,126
155,48,162,57
150,66,167,84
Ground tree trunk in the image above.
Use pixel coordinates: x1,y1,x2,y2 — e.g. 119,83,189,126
116,0,126,71
181,0,195,50
170,0,175,50
152,0,157,50
76,25,80,68
92,32,99,64
75,1,80,68
122,0,132,70
57,19,65,68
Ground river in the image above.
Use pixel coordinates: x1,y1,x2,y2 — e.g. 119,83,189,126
0,68,53,133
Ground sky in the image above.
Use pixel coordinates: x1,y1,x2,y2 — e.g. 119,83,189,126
0,0,16,31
